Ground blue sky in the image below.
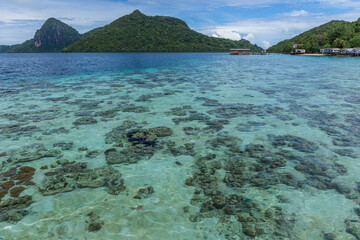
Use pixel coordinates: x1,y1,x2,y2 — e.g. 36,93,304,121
1,0,360,48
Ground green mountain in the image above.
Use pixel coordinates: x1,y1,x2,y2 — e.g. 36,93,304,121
63,10,262,52
0,18,81,53
81,27,102,38
0,45,12,53
267,18,360,53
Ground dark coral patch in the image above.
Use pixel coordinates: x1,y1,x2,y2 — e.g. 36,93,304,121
10,187,26,197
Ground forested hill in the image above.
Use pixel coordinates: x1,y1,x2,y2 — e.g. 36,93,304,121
0,18,81,53
267,18,360,53
63,10,263,52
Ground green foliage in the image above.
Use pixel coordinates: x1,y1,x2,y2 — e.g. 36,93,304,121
0,45,12,53
64,10,263,53
267,19,360,53
333,38,346,48
81,28,101,38
349,36,360,47
2,18,81,53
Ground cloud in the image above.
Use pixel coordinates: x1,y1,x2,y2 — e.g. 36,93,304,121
199,15,333,48
286,10,308,17
243,33,255,43
263,40,271,49
213,30,242,40
210,31,255,43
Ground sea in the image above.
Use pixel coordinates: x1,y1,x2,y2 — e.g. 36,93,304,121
0,53,359,240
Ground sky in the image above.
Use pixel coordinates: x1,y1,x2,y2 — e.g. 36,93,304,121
0,0,360,49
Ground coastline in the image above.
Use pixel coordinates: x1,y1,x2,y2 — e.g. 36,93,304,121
300,53,325,56
300,53,360,57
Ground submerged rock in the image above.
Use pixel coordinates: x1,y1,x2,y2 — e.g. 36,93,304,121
40,175,76,196
105,121,139,144
148,126,173,137
0,124,38,135
126,127,172,145
5,166,36,186
85,150,99,159
242,223,257,237
207,103,264,119
0,166,36,200
135,93,164,102
201,119,229,133
200,98,222,107
86,212,104,232
172,112,210,124
40,163,125,196
105,125,173,164
94,108,119,119
183,127,200,135
105,146,156,164
0,195,33,222
333,148,357,158
236,121,266,132
206,134,242,152
323,233,336,240
4,143,60,164
346,219,360,239
268,134,319,153
9,187,26,197
165,142,196,157
73,117,98,125
53,141,73,150
122,105,149,113
42,127,69,135
134,186,154,199
126,129,157,146
166,106,188,116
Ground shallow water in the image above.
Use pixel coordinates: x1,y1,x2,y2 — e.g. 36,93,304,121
0,53,360,239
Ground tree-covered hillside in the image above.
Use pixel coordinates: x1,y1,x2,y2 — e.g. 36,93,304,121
0,18,81,53
64,10,263,52
0,45,12,52
267,18,360,53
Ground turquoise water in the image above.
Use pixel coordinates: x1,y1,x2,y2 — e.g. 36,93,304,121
0,53,360,239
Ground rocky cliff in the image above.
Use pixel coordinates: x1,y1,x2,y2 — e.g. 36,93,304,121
1,18,81,53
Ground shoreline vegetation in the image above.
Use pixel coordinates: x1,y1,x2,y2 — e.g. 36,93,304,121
0,10,359,55
0,10,262,53
268,18,360,54
301,53,360,57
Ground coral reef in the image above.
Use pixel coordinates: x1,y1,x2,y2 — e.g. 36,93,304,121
40,163,125,196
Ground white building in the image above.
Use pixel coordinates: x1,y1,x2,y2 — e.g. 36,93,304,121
320,48,340,54
295,49,306,54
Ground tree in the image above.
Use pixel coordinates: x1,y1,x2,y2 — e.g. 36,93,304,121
316,33,327,46
333,38,346,48
349,36,360,47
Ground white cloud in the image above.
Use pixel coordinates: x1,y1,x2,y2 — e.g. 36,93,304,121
200,16,328,48
243,33,255,43
199,6,360,49
287,10,308,17
210,30,255,43
213,30,242,40
263,40,271,49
